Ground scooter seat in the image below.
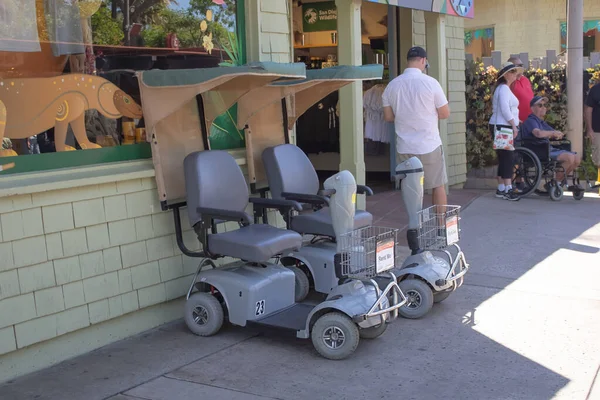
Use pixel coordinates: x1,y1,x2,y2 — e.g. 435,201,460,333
208,224,302,263
290,208,373,237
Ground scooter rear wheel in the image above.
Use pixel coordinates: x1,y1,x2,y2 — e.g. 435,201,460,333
286,265,310,302
311,312,359,360
398,279,434,319
184,292,224,336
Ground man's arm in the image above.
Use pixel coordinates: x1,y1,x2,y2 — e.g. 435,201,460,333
437,104,450,120
584,85,598,139
383,106,395,122
585,105,594,139
433,81,450,120
532,128,563,140
381,87,395,122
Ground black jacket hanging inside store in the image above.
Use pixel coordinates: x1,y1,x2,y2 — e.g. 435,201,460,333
296,91,340,154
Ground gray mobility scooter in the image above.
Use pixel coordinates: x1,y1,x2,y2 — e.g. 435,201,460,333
233,64,468,321
386,157,470,318
136,62,402,359
234,66,407,336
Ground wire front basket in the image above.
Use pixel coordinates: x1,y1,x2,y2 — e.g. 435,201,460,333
416,205,461,250
336,226,401,279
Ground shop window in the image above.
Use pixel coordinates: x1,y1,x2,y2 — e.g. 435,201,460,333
0,0,244,175
464,27,494,60
560,20,600,57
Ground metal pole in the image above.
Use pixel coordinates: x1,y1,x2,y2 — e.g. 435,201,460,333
566,0,584,155
388,5,398,182
126,0,131,46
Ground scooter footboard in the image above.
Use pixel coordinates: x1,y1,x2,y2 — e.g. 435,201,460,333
430,244,469,290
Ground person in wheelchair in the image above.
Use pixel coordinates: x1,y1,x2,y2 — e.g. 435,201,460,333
520,95,582,188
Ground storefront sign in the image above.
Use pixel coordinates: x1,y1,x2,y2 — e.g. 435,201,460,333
367,0,474,19
302,1,337,33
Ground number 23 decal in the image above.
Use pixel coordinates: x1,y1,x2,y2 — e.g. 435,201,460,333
255,300,265,316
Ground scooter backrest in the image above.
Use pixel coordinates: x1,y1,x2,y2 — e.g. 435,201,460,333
184,150,249,228
262,144,319,199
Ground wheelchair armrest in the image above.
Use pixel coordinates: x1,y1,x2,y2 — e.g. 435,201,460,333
249,197,303,212
197,207,251,226
550,140,572,152
281,192,330,206
357,185,374,196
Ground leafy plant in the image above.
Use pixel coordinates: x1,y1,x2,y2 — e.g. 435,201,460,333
216,29,242,66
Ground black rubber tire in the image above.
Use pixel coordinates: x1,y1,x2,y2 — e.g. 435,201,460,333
286,265,310,302
311,312,360,360
549,184,564,201
433,291,452,303
512,147,542,198
398,279,434,319
184,292,224,337
573,190,584,201
359,322,388,339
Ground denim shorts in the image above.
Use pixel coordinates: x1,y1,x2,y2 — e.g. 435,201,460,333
549,147,576,161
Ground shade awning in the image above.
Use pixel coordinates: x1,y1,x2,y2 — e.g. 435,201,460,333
136,62,307,206
237,64,384,129
236,64,383,190
367,0,474,19
137,62,306,135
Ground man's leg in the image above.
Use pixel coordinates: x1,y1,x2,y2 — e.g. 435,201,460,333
421,146,448,209
555,152,576,184
432,186,447,207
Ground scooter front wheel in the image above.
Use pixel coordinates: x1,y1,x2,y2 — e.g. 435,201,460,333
359,322,387,339
398,279,434,319
311,312,359,360
433,291,452,303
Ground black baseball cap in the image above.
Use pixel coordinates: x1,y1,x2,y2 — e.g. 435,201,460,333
530,95,549,108
407,46,427,59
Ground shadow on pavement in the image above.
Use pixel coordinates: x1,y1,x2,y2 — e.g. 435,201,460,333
1,191,599,400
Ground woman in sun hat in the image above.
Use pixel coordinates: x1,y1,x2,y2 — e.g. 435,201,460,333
489,62,525,201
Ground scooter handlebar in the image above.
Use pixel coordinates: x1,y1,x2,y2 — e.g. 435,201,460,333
357,185,373,196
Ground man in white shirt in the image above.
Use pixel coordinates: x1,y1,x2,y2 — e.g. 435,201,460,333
382,46,450,207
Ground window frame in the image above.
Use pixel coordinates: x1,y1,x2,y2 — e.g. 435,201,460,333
0,0,247,176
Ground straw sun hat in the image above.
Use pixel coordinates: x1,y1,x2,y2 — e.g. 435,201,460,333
497,62,525,80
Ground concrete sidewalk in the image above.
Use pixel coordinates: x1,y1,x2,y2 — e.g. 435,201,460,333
1,190,599,400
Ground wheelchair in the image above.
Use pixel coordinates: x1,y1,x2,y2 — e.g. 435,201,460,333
512,138,594,201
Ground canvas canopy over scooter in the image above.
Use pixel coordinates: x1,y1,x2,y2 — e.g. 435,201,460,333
235,64,384,190
136,62,306,208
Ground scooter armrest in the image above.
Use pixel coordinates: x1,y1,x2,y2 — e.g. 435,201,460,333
249,197,303,212
196,207,251,226
357,185,374,196
281,192,330,206
318,188,336,197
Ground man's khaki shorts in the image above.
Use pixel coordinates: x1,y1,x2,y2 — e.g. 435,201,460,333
592,131,600,166
396,146,448,190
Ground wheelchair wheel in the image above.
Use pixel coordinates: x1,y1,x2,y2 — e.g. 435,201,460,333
549,183,564,201
512,147,542,198
573,190,585,201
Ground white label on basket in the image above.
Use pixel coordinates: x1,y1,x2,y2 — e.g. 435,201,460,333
446,215,459,245
376,238,395,273
422,207,430,223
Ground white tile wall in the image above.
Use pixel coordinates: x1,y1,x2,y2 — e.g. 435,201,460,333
0,175,285,356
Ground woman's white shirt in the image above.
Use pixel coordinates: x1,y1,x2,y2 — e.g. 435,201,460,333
490,83,519,126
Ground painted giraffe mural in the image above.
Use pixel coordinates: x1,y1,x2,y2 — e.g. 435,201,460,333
0,74,143,157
